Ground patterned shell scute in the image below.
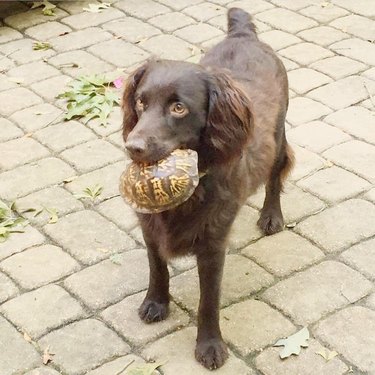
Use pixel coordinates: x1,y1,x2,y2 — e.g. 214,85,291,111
120,149,199,213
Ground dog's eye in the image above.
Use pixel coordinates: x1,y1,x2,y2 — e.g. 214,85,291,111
170,102,188,117
135,98,144,111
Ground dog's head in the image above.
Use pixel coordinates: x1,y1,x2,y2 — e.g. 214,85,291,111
122,59,253,167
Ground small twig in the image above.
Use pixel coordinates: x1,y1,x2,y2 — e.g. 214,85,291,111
363,81,375,108
115,359,135,375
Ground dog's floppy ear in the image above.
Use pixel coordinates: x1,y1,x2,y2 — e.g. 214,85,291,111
122,63,148,141
202,72,253,164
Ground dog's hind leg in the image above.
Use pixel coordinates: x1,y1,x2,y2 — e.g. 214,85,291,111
257,128,294,235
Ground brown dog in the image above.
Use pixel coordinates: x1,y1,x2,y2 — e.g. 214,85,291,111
122,7,293,370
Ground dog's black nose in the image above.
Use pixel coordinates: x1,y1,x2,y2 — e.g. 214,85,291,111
125,139,147,158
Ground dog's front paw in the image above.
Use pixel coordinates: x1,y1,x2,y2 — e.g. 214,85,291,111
257,210,284,235
138,299,169,323
195,338,228,370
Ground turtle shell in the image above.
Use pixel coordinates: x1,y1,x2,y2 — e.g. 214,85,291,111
119,149,199,214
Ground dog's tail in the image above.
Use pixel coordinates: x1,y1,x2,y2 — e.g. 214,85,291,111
227,7,257,37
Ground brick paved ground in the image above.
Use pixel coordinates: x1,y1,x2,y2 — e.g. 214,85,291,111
0,0,375,374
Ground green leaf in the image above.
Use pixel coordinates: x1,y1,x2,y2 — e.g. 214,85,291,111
316,348,338,362
33,41,52,51
274,327,310,359
58,74,120,125
74,185,103,202
32,0,56,16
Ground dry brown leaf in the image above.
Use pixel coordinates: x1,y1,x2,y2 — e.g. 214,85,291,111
42,347,55,365
316,348,338,361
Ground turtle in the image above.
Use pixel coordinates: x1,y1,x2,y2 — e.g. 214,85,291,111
119,149,200,214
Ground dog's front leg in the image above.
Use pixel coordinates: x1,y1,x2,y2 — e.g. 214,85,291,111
139,235,170,323
195,246,228,370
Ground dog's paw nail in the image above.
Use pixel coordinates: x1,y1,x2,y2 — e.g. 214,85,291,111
195,338,228,370
138,300,169,323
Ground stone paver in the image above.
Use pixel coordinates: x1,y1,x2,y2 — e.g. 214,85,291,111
0,272,18,304
279,43,333,65
1,284,85,339
60,139,124,173
242,231,324,277
341,238,375,280
1,2,375,374
289,145,328,181
287,121,350,153
263,261,372,325
39,319,130,375
34,120,96,152
307,76,375,110
220,300,295,356
316,306,375,373
0,157,75,200
287,68,332,95
9,103,63,132
286,97,332,126
296,199,375,253
44,210,136,265
0,87,42,116
323,140,375,183
324,106,375,145
0,245,80,290
256,8,317,33
0,225,45,261
64,249,149,310
298,166,371,204
101,291,190,346
310,56,367,80
0,137,49,171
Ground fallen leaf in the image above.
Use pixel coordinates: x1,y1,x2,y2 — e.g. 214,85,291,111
316,348,338,361
57,74,120,126
42,347,55,365
126,362,164,375
97,247,109,253
320,1,330,7
274,327,310,359
32,0,56,16
33,41,52,50
74,184,103,201
83,3,110,13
